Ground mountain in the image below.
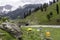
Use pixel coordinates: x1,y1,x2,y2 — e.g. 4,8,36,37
0,5,12,15
0,0,54,19
0,6,3,13
0,0,53,11
4,5,12,10
4,4,42,19
0,4,42,19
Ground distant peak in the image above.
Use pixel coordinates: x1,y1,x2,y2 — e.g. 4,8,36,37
0,0,53,11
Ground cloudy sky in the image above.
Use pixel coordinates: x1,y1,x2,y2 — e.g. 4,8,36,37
0,0,53,11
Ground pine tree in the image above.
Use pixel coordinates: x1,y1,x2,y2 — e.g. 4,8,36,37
53,0,56,3
0,16,2,21
57,0,58,2
24,12,26,18
56,4,59,14
43,3,48,11
50,12,53,16
28,9,31,15
40,4,43,11
49,1,53,5
47,15,51,21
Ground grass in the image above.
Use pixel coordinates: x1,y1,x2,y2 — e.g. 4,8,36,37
0,27,60,40
21,27,60,40
0,29,16,40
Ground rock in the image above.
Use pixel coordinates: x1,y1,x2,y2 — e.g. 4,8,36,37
0,22,22,39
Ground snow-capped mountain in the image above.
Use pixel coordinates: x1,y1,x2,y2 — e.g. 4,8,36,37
0,5,12,14
0,0,53,11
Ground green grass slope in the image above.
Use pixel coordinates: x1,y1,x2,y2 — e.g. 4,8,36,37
0,29,16,40
25,2,60,25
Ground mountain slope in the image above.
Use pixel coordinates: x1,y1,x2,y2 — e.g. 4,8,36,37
4,4,41,19
24,2,60,25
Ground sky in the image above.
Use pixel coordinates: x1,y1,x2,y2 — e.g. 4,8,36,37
0,0,53,11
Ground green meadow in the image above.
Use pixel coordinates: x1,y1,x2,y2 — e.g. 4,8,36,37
0,27,60,40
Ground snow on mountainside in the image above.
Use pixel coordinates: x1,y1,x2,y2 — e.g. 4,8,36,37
0,5,12,14
0,0,53,11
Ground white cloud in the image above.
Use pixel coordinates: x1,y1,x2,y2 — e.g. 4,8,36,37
0,0,53,6
0,0,53,11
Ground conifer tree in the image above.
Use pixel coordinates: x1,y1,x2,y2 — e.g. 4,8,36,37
56,4,59,14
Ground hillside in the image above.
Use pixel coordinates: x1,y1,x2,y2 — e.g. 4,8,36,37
24,2,60,25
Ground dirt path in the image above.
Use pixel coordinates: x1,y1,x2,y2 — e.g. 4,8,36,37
22,25,60,28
